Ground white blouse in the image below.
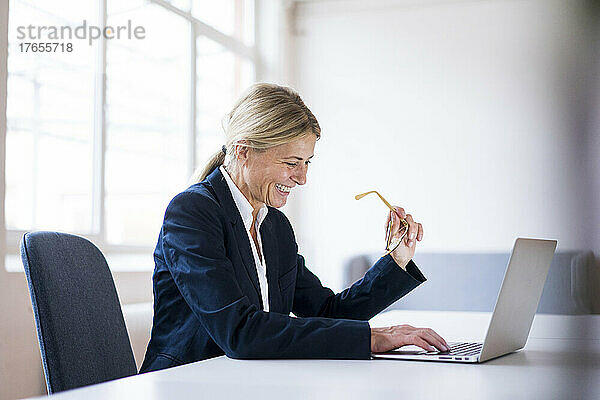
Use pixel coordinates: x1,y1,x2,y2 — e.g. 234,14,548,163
219,166,270,311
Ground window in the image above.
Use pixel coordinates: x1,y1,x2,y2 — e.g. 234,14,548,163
195,35,255,169
105,0,189,247
6,0,97,234
5,0,256,270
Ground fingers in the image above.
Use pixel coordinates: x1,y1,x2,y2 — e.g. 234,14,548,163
385,206,424,246
412,336,437,352
391,207,405,235
386,208,402,239
404,214,418,247
404,327,449,352
393,206,406,220
430,328,449,349
371,325,448,353
384,212,392,241
420,328,449,352
385,208,396,228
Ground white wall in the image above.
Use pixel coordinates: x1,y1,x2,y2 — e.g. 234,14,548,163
255,0,294,83
286,0,595,290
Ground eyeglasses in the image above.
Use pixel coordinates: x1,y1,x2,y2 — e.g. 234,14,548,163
355,190,409,255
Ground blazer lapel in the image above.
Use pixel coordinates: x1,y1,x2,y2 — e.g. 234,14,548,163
260,215,281,313
231,219,263,301
206,168,262,303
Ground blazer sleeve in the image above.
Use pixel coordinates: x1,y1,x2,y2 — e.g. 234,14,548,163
292,253,426,321
161,191,371,360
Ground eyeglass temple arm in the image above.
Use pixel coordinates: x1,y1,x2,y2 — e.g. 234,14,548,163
355,190,408,226
355,190,395,213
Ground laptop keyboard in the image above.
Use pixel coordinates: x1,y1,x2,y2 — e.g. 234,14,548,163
438,342,483,356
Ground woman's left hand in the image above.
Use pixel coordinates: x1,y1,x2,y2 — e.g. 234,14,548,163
385,206,423,269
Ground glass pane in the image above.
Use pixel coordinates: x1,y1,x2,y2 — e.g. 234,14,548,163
242,0,255,47
5,0,95,233
195,36,255,169
192,0,235,36
105,0,189,246
191,0,255,45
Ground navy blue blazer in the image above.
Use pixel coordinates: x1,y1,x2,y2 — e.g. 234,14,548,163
140,167,426,373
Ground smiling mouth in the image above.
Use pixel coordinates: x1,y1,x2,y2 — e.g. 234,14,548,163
275,183,292,194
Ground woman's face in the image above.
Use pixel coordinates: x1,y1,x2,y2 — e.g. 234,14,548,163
238,134,316,210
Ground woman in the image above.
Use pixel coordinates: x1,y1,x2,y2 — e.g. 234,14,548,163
140,83,448,373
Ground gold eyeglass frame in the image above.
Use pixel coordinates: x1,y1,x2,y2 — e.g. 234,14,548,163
355,190,409,256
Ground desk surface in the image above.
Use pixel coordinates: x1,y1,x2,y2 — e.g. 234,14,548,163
28,311,600,400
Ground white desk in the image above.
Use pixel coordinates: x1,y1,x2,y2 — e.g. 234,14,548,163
28,311,600,399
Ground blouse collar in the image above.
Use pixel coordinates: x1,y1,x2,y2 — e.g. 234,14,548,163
219,166,268,231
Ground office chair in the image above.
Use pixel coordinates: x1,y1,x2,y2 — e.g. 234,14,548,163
20,231,138,394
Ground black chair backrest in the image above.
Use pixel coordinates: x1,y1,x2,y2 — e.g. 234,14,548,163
20,231,137,393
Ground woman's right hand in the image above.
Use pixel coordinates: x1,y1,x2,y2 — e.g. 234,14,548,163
384,206,423,269
371,325,449,353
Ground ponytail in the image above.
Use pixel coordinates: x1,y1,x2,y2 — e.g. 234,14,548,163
189,149,226,185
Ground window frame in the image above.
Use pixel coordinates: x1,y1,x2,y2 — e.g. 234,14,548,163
4,0,258,269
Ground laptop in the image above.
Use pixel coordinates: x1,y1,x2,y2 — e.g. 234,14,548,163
372,238,557,363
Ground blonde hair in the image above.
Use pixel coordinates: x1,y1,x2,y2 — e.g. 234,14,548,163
191,83,321,183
